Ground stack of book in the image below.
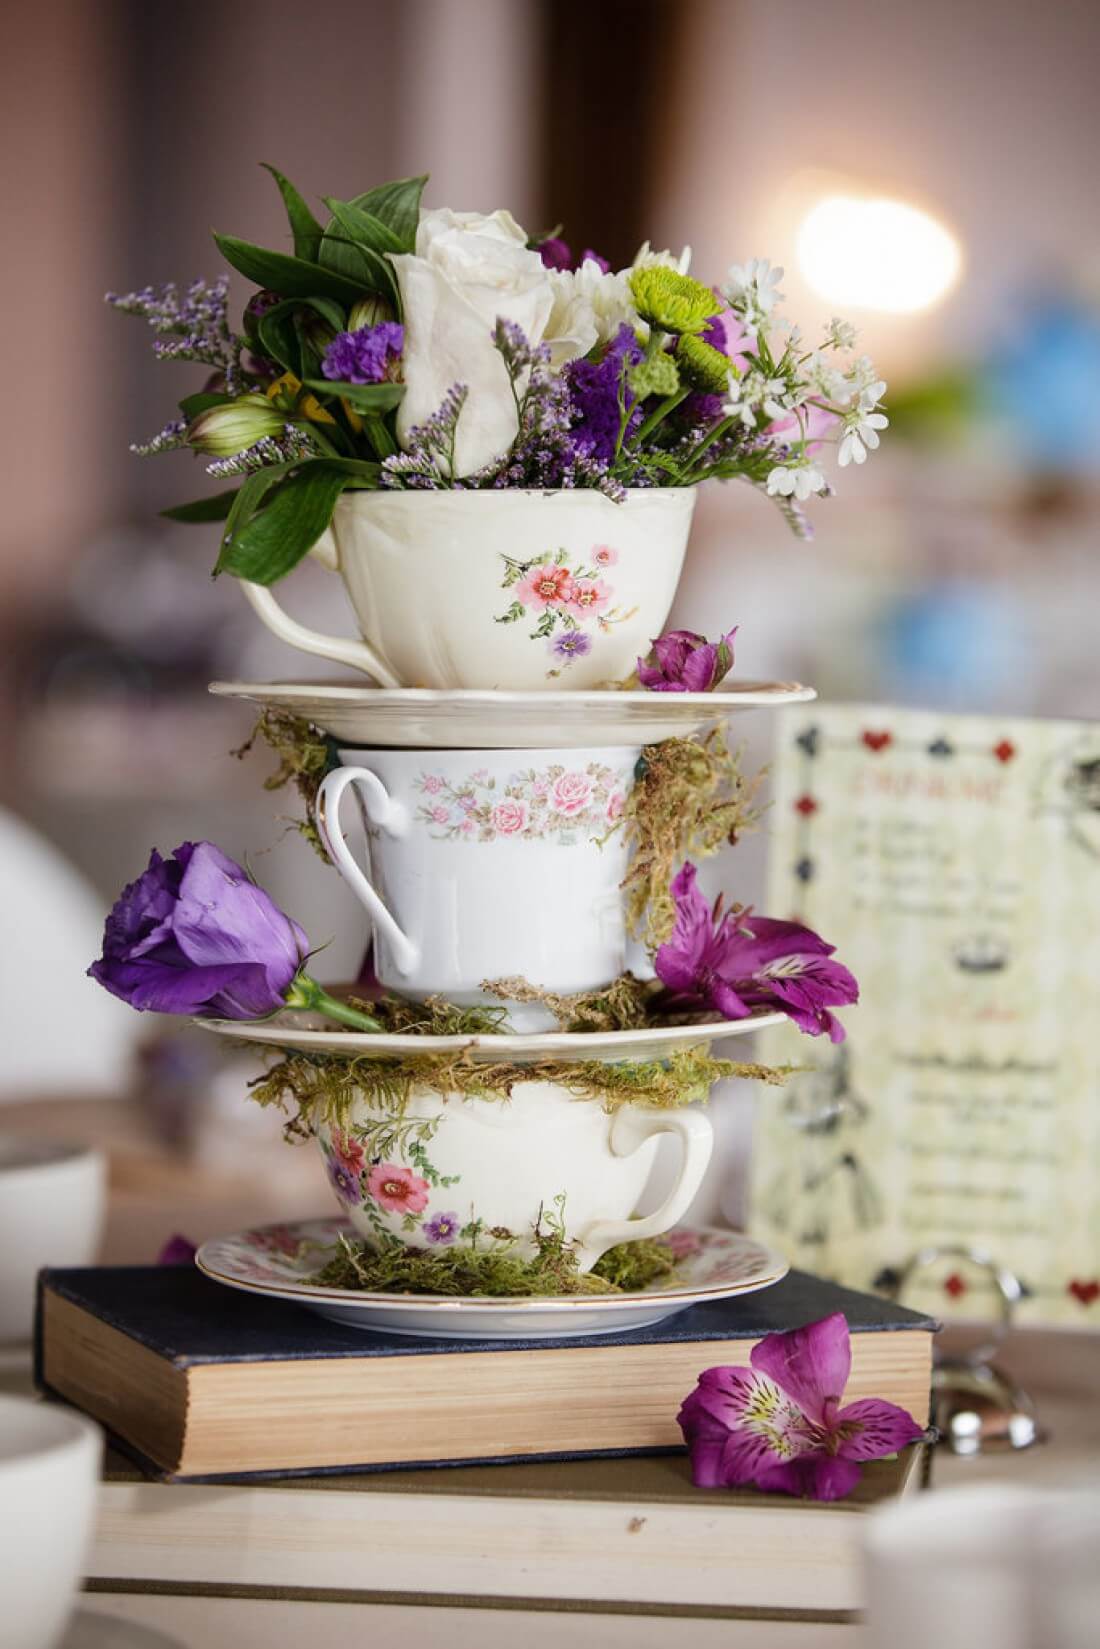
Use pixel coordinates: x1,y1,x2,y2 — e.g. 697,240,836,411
38,1264,934,1621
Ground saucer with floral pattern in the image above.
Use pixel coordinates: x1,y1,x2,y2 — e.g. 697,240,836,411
196,1218,789,1339
209,678,816,749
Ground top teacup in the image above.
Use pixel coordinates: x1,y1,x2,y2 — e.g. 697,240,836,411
240,487,696,691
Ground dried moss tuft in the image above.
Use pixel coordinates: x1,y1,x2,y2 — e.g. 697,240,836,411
309,1213,679,1298
479,972,657,1032
619,728,766,949
233,708,340,862
246,1046,795,1141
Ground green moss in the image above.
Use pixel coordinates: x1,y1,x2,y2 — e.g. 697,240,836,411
246,1046,795,1140
232,708,340,862
619,729,766,949
309,1212,679,1298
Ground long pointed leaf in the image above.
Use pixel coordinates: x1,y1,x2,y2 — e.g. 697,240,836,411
214,233,365,306
219,465,351,584
261,164,324,261
303,378,405,414
349,176,427,251
323,197,404,256
317,211,399,305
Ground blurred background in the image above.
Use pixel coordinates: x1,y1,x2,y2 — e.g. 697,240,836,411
1,0,1098,1251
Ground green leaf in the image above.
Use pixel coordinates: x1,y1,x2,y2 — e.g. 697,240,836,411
214,233,365,306
303,379,405,415
161,490,239,524
349,176,427,251
218,465,352,584
216,460,303,573
178,391,233,419
261,163,324,261
257,305,304,377
317,202,399,305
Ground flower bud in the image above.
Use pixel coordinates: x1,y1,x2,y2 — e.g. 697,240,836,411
187,394,286,457
348,295,395,331
629,351,681,400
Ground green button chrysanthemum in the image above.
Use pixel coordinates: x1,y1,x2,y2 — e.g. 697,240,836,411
629,268,723,336
629,351,682,399
677,334,732,395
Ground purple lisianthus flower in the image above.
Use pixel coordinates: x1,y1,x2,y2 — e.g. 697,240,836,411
327,1156,361,1206
637,627,738,693
550,630,593,661
654,862,859,1041
678,1312,925,1500
88,841,308,1019
538,237,573,271
564,323,644,462
322,322,404,385
423,1211,460,1245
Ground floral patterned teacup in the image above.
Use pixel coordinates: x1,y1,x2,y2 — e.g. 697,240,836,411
316,1080,714,1272
317,745,641,1029
238,487,695,690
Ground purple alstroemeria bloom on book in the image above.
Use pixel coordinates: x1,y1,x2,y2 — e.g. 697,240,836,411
636,627,737,693
678,1311,925,1501
654,862,858,1040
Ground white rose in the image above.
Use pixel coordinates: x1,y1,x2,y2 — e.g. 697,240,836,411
392,208,556,476
543,259,639,364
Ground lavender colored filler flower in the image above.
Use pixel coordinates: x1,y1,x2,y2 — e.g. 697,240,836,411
423,1212,460,1245
679,1311,924,1500
323,322,405,385
88,841,307,1018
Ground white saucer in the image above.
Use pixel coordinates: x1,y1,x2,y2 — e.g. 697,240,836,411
63,1611,184,1648
209,678,816,748
196,1218,789,1339
194,1007,785,1065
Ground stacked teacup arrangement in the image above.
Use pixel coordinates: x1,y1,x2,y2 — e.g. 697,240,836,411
92,171,882,1336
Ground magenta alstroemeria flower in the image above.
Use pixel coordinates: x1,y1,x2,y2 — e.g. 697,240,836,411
89,841,380,1031
678,1312,925,1500
654,862,858,1040
636,627,737,693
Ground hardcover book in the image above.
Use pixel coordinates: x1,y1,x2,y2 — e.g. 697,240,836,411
37,1265,934,1479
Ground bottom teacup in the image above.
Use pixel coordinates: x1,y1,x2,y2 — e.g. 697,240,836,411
315,1081,714,1273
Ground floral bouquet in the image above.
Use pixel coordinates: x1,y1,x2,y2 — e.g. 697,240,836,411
109,168,887,588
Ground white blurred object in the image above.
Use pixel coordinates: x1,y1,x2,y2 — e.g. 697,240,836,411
0,1139,106,1341
864,1480,1100,1648
797,194,962,313
0,807,139,1099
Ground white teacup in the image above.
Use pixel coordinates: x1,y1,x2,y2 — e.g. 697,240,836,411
0,1395,103,1649
239,487,695,690
317,745,640,1029
316,1081,714,1272
0,1139,106,1342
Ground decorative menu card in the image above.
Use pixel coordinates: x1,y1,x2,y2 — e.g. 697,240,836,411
748,704,1100,1327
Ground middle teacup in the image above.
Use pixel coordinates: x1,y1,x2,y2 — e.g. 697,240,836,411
316,745,641,1029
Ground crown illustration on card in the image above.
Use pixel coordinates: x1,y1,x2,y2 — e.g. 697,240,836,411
952,932,1011,974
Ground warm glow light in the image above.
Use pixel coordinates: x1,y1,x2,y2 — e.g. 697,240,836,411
797,196,961,314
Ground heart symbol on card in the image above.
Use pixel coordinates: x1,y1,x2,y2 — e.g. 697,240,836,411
861,730,893,753
1069,1278,1100,1306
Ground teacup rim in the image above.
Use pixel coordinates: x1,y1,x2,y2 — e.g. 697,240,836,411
0,1138,104,1180
0,1394,102,1474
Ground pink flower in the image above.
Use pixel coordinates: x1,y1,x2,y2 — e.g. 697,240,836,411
549,771,593,816
366,1162,431,1214
458,794,477,813
532,779,548,798
471,769,490,784
768,403,840,455
421,775,444,794
567,577,612,619
663,1228,703,1259
516,562,575,611
461,820,476,835
592,544,619,568
678,1312,925,1501
491,798,529,835
431,805,450,825
331,1129,364,1175
606,789,625,823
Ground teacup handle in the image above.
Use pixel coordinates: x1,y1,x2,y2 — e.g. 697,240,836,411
577,1106,714,1267
237,553,403,686
316,766,420,975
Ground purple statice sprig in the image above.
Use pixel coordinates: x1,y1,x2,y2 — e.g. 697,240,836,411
381,384,470,488
205,425,318,480
107,276,248,394
322,322,405,385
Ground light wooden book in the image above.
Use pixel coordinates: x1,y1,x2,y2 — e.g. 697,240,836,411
38,1266,934,1478
90,1447,929,1619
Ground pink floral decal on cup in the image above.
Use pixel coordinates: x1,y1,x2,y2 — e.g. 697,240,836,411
366,1162,431,1215
413,761,624,842
495,545,639,674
